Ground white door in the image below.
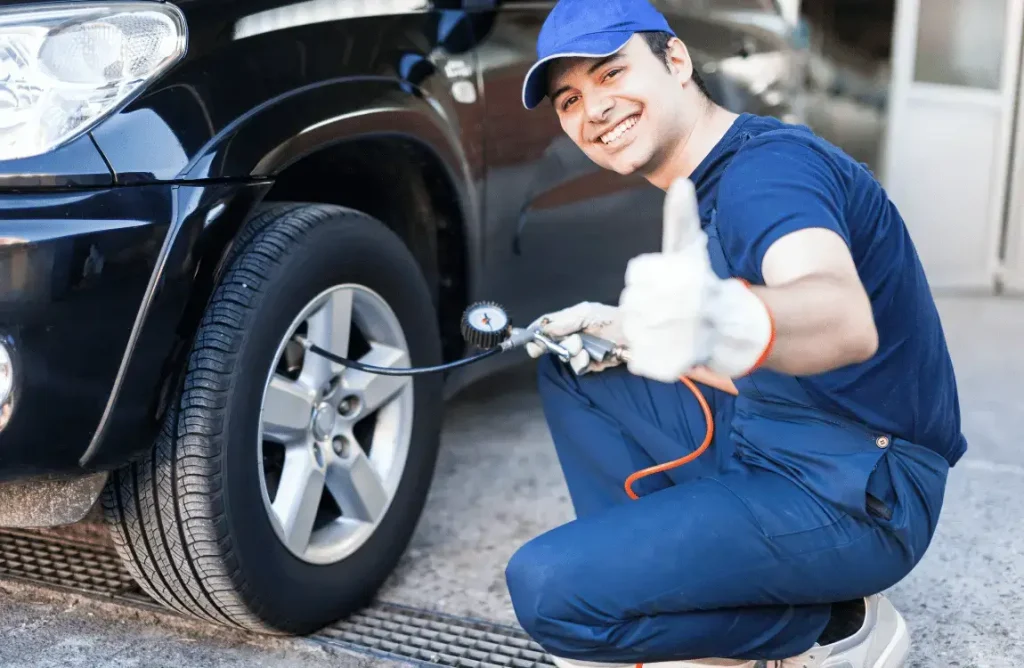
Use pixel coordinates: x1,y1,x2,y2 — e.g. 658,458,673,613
881,0,1024,292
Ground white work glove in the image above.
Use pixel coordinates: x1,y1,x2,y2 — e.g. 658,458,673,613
618,177,775,383
524,302,625,375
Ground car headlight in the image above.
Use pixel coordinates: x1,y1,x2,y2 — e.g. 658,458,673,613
0,2,187,161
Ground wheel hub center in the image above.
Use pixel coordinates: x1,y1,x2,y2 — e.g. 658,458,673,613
311,401,336,440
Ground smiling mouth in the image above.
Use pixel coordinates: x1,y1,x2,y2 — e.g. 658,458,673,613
599,113,641,146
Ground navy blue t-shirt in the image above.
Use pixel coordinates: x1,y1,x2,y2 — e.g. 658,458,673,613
689,113,966,466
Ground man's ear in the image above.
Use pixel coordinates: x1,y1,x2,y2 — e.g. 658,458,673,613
665,37,695,83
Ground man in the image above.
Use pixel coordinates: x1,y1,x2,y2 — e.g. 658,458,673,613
502,1,965,667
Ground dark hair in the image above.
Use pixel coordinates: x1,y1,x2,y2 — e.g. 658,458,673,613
639,31,712,100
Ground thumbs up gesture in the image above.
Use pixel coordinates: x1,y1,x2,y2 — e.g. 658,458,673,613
660,174,708,256
618,178,775,382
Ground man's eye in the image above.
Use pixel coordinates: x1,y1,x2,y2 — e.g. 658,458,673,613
604,68,623,80
562,95,579,110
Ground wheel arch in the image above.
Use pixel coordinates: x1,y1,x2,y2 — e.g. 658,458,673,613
78,88,481,472
193,79,482,363
255,132,474,364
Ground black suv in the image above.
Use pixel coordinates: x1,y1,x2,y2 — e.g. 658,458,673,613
0,0,801,635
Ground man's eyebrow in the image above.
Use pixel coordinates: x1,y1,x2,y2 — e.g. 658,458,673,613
550,84,571,103
548,53,624,104
587,52,623,74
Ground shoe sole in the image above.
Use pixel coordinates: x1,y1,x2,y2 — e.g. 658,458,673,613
873,605,911,668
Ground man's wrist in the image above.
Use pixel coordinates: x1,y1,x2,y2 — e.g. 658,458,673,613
704,278,776,378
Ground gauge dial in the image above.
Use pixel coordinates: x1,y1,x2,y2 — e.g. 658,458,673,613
460,301,511,349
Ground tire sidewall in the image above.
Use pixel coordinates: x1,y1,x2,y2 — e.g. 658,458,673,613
218,207,443,631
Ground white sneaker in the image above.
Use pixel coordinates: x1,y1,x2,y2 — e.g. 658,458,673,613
547,594,910,668
806,593,911,668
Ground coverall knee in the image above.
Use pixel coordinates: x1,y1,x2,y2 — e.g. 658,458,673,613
504,355,951,663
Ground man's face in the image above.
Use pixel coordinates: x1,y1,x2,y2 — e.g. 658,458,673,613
546,34,692,177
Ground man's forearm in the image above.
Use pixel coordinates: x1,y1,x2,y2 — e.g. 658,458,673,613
748,273,878,376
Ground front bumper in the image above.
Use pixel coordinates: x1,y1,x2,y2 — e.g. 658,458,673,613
0,181,269,480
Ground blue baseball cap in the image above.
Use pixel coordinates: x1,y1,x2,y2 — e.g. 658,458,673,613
521,0,676,109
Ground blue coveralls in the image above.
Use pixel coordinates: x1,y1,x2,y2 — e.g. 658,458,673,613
504,114,966,663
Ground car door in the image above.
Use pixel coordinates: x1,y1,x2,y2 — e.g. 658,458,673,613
465,0,665,328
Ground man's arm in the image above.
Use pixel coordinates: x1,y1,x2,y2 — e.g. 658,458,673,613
714,135,877,377
747,227,878,376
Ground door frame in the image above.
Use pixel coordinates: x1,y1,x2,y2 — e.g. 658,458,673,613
1000,23,1024,295
881,0,1024,293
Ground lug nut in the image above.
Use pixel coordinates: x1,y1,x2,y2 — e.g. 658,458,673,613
332,436,349,457
338,395,360,418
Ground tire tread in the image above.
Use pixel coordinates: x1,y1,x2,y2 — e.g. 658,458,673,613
103,203,369,632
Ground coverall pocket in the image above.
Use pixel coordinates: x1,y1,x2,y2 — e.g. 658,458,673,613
727,401,895,542
709,468,855,557
864,450,899,524
863,436,951,561
865,491,893,521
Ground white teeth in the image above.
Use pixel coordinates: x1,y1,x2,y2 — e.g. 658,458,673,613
601,115,639,145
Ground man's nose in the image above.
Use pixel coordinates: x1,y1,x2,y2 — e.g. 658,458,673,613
583,93,614,122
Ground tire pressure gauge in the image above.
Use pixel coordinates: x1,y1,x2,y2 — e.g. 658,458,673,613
460,301,512,350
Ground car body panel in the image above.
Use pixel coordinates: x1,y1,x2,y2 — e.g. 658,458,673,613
88,5,485,183
0,186,177,478
0,134,113,189
78,181,272,471
0,181,270,478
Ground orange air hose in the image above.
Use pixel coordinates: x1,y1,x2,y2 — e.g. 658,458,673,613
621,293,775,500
623,373,738,501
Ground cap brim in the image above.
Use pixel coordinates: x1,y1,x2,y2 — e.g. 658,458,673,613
521,31,633,109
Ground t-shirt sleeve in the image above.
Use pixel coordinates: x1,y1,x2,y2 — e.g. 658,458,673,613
715,133,850,285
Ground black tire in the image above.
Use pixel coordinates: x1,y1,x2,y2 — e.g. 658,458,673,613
101,203,444,634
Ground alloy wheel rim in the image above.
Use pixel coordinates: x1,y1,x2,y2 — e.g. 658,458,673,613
257,284,414,565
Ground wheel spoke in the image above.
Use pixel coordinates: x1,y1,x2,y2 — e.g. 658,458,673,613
262,374,315,445
272,445,326,555
343,343,411,415
301,289,354,389
326,445,389,524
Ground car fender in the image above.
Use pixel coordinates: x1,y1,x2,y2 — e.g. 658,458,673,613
186,76,479,216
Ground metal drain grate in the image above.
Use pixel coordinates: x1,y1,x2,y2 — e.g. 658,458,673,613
0,528,555,668
322,602,555,668
0,529,140,597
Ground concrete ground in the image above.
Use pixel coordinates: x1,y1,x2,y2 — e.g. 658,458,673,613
0,294,1021,667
